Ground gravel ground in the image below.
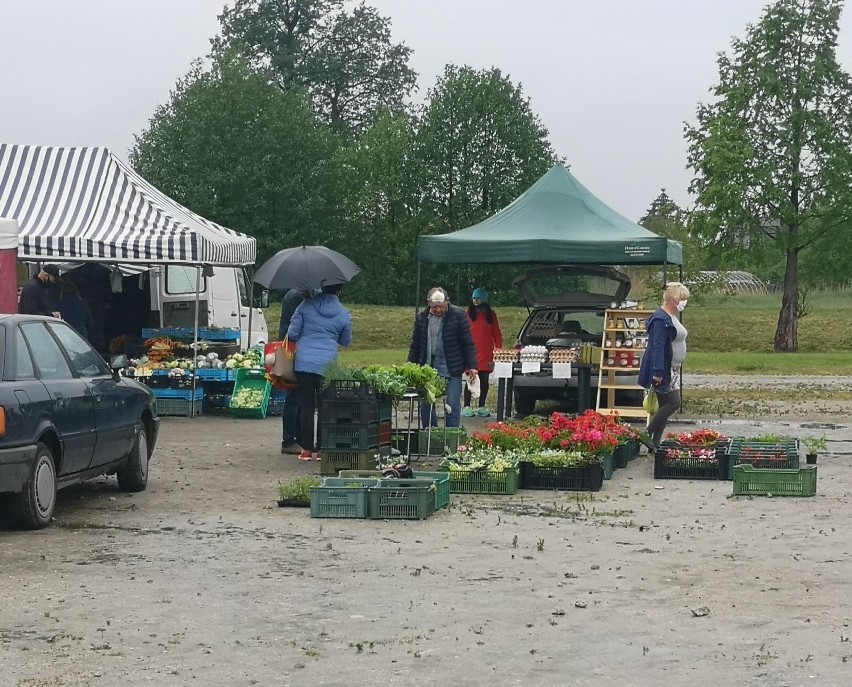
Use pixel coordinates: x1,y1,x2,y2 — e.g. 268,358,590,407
2,376,851,687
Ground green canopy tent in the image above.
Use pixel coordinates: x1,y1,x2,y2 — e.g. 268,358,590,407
415,163,682,299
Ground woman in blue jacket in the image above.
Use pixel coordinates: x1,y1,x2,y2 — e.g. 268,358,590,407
287,284,352,460
637,282,690,451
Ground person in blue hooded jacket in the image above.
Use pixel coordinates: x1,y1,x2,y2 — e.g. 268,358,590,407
637,282,690,451
287,283,352,460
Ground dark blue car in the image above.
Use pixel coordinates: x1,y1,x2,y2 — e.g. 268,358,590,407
0,314,159,529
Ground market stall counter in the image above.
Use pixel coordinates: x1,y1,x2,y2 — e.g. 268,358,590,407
494,362,595,420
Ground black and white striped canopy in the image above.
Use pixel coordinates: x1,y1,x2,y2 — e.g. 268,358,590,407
0,144,256,266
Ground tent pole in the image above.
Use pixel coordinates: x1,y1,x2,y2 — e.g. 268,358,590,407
246,266,254,350
455,267,461,303
192,265,202,419
415,258,421,316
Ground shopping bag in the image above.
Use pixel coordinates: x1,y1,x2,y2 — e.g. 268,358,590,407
464,371,481,399
264,339,298,389
642,388,659,415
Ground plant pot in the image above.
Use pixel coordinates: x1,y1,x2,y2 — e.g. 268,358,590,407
277,499,310,508
806,453,817,465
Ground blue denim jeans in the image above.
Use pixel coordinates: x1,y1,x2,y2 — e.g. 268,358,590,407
419,375,463,428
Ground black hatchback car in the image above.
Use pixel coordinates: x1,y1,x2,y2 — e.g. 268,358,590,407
0,314,159,529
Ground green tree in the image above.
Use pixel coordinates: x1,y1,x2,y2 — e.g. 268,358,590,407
686,0,852,351
413,64,557,292
216,0,416,135
130,49,338,263
332,111,420,304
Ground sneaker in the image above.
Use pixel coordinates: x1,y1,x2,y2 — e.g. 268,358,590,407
298,450,313,461
475,407,491,417
315,452,322,461
281,443,305,455
462,406,475,417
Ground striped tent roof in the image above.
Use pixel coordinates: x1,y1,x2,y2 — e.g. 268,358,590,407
0,144,255,266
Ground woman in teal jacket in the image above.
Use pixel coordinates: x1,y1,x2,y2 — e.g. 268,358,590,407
287,284,352,460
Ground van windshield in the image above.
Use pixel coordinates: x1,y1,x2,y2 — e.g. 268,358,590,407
236,268,250,308
165,266,207,295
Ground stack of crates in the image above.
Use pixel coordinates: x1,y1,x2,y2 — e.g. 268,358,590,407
319,381,393,475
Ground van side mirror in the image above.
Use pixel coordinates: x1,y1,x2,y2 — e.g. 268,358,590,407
256,290,269,308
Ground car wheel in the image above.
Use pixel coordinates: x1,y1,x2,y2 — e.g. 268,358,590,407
117,424,149,493
11,443,57,530
513,392,537,416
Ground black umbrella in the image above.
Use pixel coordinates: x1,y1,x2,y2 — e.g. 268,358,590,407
253,245,361,292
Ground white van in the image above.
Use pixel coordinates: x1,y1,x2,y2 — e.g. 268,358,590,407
150,265,268,349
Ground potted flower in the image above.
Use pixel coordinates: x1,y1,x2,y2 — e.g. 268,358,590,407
277,476,321,507
802,435,826,465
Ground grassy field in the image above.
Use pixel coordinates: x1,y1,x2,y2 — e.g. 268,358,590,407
264,290,852,375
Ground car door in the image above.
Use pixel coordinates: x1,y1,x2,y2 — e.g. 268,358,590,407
19,321,95,476
46,321,135,468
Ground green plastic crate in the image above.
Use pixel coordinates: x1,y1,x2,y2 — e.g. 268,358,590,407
444,467,519,495
725,438,799,480
368,479,436,520
309,477,377,518
337,470,450,510
419,428,467,455
320,446,391,476
228,368,271,419
732,464,817,497
601,451,614,480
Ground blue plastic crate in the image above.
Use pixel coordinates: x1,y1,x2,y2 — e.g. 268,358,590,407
267,389,287,416
142,327,241,341
152,387,204,400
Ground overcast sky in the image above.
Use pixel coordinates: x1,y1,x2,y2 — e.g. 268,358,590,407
3,0,852,223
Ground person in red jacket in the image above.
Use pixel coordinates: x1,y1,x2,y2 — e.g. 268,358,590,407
463,288,502,417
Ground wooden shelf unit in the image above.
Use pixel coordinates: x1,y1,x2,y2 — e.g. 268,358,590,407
595,308,654,420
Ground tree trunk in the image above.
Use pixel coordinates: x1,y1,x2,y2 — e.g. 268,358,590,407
773,248,799,352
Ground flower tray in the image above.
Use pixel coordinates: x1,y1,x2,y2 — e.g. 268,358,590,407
519,462,603,492
367,478,436,520
654,445,725,480
443,467,519,495
613,443,630,469
339,470,450,510
602,451,614,480
277,499,310,508
732,464,816,497
309,477,377,518
320,446,391,476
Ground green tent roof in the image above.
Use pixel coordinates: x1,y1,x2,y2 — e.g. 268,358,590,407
417,163,682,265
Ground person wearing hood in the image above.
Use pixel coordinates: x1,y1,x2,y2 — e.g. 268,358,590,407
637,282,690,452
278,288,307,456
19,264,62,316
287,283,352,461
463,288,502,417
57,281,94,340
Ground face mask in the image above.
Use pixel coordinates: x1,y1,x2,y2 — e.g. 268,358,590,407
676,300,687,312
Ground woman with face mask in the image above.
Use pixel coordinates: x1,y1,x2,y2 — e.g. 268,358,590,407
637,281,690,451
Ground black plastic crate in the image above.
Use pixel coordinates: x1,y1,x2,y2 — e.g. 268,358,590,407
321,423,380,451
320,395,392,424
654,446,725,480
321,380,377,401
519,462,604,491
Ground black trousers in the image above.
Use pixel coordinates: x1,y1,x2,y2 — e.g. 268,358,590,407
463,371,490,407
646,388,681,447
296,372,323,452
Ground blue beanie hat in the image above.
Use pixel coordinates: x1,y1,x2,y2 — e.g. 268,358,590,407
472,288,488,302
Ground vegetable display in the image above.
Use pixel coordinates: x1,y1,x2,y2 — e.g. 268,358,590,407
230,387,265,409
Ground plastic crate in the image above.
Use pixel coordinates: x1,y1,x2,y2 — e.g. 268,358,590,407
654,445,725,480
602,452,614,480
321,424,380,450
391,430,419,455
626,437,639,460
368,479,436,520
228,368,271,419
156,396,204,417
321,380,378,401
732,464,817,497
724,452,799,480
519,462,604,491
320,446,392,476
142,327,241,341
377,421,392,447
194,368,236,382
309,477,377,518
613,443,630,469
267,388,287,417
204,393,231,413
341,471,450,511
152,387,204,400
419,428,468,455
444,467,519,495
320,395,393,424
